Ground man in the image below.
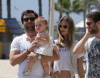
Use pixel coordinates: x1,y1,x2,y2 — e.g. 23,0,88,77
73,11,100,78
9,10,59,78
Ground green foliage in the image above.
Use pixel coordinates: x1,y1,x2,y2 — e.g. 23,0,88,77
55,0,85,16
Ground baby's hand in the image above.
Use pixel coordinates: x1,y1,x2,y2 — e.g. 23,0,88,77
35,36,41,41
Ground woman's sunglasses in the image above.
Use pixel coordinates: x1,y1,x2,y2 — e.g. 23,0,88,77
58,25,70,29
23,17,36,22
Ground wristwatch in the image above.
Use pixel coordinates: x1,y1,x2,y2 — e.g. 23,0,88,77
38,54,41,59
27,49,30,54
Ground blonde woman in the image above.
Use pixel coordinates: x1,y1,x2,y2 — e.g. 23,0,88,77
53,16,85,78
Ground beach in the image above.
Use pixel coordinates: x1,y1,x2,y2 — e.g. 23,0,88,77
0,59,83,78
0,60,18,78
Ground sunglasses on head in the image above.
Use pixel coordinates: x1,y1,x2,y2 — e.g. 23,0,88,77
86,22,91,26
58,25,70,29
23,17,36,22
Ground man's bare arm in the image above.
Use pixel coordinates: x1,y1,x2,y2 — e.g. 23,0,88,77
73,34,90,55
27,46,59,62
73,27,92,55
9,40,39,66
9,50,28,66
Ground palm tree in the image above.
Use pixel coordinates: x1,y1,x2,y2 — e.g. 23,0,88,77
55,0,63,19
0,0,2,18
7,0,11,18
91,0,100,11
55,0,84,19
80,0,98,28
38,0,42,16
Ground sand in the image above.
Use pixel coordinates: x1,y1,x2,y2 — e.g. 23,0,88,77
0,60,18,78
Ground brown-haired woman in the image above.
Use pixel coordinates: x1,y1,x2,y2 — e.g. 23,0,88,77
53,16,85,78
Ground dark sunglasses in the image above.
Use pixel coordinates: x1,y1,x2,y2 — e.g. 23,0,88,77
58,25,70,29
86,22,91,26
23,17,36,22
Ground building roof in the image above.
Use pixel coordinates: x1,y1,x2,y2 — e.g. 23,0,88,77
0,18,24,35
75,19,87,28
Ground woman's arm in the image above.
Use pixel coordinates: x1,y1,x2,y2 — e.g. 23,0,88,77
77,56,85,78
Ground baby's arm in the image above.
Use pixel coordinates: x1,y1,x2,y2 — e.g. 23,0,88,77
37,33,49,44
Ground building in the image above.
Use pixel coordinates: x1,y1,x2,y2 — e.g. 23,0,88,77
0,18,24,59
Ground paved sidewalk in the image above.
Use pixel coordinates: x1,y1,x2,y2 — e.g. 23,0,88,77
0,60,18,78
0,60,83,78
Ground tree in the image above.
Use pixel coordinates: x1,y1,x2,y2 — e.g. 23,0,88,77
91,0,100,11
0,0,2,18
55,0,84,19
80,0,98,28
7,0,11,18
55,0,63,19
38,0,42,16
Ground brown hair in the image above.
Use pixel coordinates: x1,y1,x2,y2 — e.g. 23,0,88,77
56,16,75,49
86,11,100,23
21,10,38,23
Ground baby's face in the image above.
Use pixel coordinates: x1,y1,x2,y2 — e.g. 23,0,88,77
35,21,47,33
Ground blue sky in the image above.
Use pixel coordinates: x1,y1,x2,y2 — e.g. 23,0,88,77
2,0,83,25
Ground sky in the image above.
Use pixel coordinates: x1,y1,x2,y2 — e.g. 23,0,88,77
2,0,83,25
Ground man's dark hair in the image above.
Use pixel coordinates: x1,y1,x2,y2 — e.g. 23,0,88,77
21,10,38,23
86,11,100,23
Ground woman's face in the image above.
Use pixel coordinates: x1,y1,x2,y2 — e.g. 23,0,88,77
58,20,69,36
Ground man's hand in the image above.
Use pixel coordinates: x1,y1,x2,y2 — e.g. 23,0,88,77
27,52,38,62
86,26,93,37
28,40,40,52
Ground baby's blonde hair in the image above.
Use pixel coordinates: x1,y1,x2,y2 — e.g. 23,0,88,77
35,16,48,25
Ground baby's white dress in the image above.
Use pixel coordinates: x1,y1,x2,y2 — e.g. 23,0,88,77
34,31,53,56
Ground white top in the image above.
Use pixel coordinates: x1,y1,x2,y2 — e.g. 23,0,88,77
53,40,83,73
10,34,56,78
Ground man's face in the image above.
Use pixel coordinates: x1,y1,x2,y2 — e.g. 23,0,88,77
23,13,36,31
86,18,98,34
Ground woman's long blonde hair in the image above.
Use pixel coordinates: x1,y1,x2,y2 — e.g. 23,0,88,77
56,16,75,49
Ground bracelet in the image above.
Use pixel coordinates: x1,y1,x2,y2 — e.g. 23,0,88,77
27,49,30,54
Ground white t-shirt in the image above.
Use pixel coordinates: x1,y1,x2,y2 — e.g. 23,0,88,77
10,34,56,78
53,40,83,73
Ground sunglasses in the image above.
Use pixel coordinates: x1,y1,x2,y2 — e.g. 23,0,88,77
58,25,70,29
86,22,91,26
23,17,36,22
